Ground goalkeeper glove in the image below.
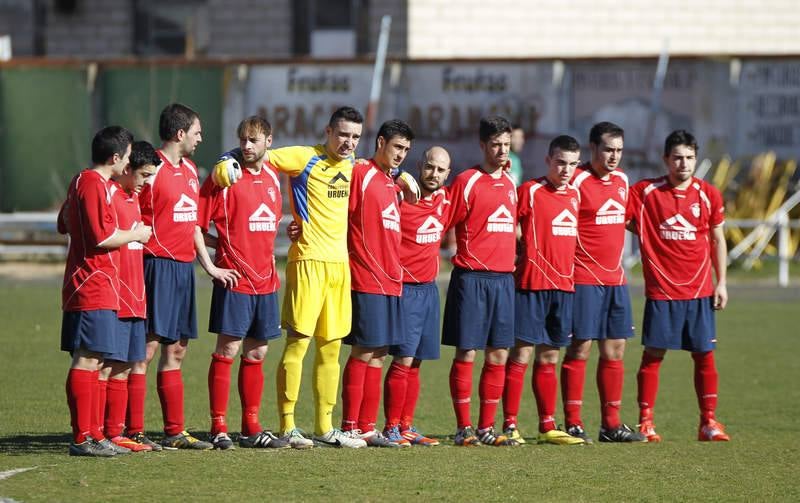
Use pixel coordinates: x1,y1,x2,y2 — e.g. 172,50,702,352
212,149,243,188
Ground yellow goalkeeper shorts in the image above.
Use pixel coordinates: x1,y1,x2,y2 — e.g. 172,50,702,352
281,259,351,341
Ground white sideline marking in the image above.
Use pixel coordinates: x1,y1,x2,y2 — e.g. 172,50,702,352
0,466,36,481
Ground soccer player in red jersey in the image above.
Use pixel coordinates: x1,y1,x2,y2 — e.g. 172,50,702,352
558,122,645,443
383,146,451,447
340,120,416,448
136,103,223,450
97,141,160,453
195,116,291,450
443,116,519,447
627,130,730,442
59,126,152,456
502,135,585,446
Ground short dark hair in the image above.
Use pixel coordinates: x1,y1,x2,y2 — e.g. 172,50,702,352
664,129,698,156
329,106,363,128
237,115,272,139
159,103,199,141
589,121,624,145
129,141,162,171
479,116,512,142
91,126,134,165
548,135,580,156
375,119,415,151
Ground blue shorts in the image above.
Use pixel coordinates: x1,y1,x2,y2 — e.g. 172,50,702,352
390,282,441,360
344,291,404,348
144,256,197,343
642,297,716,352
209,285,282,341
61,309,118,355
442,268,514,350
515,290,573,347
106,318,146,362
572,284,635,340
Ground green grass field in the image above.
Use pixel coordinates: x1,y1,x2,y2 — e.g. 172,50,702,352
1,269,798,502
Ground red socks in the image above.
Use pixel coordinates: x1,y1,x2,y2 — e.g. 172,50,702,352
560,357,586,428
637,352,663,418
533,362,557,433
208,353,233,435
157,369,184,436
341,357,368,431
400,366,420,429
449,359,473,429
126,373,146,435
66,368,96,443
597,358,624,429
239,356,265,436
104,377,128,438
94,378,108,439
358,365,382,433
692,351,718,422
384,362,410,428
502,360,528,429
478,362,505,430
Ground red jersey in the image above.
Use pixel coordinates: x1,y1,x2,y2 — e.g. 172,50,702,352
400,188,452,284
139,150,199,262
448,167,517,272
571,164,629,286
59,169,120,312
516,177,580,292
627,176,725,300
112,184,146,319
348,159,403,296
197,163,282,295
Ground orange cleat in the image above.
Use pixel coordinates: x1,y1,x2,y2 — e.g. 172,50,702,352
110,435,153,452
638,419,662,443
698,419,730,441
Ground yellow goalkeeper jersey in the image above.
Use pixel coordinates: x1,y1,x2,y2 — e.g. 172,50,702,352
269,145,354,263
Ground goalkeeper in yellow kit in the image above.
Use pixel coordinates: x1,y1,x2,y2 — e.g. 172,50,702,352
213,107,368,448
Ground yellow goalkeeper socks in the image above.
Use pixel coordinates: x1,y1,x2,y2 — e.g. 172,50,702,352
276,335,311,432
313,338,342,435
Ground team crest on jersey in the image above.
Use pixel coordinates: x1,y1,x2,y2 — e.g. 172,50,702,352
487,205,514,233
690,203,701,218
189,179,198,193
595,198,626,225
416,216,444,244
659,214,697,240
382,203,400,232
328,171,349,198
508,190,516,204
571,198,578,212
172,194,197,222
249,203,277,232
267,187,276,202
618,187,626,200
552,209,578,236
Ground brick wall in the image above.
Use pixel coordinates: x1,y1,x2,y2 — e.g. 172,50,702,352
45,0,133,57
206,0,292,58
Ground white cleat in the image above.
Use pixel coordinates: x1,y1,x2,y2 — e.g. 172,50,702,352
312,429,367,448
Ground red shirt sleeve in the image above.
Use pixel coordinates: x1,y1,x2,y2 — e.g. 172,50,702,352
197,175,220,234
708,184,725,227
80,177,117,247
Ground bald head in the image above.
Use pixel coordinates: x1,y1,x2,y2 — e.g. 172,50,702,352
417,145,451,195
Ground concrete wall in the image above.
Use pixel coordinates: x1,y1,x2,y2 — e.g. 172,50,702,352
406,0,800,58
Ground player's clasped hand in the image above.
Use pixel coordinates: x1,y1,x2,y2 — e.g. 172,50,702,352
135,223,152,243
212,154,242,188
211,266,242,288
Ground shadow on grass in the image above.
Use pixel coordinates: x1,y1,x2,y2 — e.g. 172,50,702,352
0,432,164,455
